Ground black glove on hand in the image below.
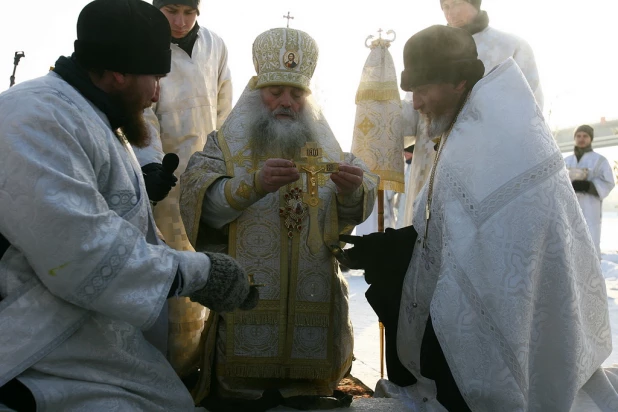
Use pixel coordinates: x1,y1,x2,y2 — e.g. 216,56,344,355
189,252,259,313
572,180,591,193
142,162,178,202
339,225,418,285
340,227,419,388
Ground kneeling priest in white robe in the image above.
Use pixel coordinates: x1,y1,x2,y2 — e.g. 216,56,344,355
341,25,618,412
0,1,257,410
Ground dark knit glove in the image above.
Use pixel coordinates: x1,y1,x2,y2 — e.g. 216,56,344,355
572,180,591,193
188,252,259,312
142,162,178,202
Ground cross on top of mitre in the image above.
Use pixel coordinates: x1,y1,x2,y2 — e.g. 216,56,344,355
283,11,294,28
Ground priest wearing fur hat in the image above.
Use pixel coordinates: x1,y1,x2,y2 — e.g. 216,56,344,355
180,26,378,410
344,25,618,411
399,0,544,231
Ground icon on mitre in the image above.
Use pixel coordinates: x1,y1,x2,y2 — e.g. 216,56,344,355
284,51,298,69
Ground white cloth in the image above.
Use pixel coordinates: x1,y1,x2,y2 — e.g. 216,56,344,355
0,72,213,411
132,26,233,376
400,23,544,229
393,59,617,411
473,26,543,108
564,151,616,255
135,26,233,171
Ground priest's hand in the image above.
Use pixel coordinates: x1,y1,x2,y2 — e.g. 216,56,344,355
142,162,178,202
142,154,179,203
257,159,300,193
339,226,418,285
188,252,259,312
331,163,363,195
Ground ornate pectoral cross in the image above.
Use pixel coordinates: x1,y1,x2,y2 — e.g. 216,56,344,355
294,142,339,254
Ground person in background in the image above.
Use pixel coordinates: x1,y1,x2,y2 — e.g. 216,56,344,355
564,124,616,257
133,0,234,385
394,145,414,229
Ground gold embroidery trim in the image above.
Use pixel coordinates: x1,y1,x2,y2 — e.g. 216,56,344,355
254,169,269,196
224,175,267,211
236,181,252,200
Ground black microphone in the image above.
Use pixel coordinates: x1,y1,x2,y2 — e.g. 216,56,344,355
162,153,179,175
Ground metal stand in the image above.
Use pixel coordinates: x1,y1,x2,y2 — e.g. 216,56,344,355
377,189,385,379
9,51,25,88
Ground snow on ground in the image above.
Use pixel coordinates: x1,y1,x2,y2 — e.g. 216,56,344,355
346,271,382,388
347,214,618,388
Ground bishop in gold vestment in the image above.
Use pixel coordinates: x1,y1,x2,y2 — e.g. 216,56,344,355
180,27,378,402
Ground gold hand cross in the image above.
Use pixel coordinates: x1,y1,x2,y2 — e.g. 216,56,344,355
294,142,339,254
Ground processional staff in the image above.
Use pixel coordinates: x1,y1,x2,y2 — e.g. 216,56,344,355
351,28,403,380
9,51,25,88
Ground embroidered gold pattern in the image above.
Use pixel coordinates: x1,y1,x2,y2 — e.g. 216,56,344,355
358,116,375,135
236,181,252,200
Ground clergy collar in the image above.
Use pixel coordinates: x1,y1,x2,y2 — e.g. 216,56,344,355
172,22,200,57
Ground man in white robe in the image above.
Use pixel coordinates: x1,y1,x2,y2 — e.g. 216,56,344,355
400,0,544,229
346,25,618,411
395,145,414,229
180,27,378,409
0,1,256,410
132,0,234,380
565,125,616,258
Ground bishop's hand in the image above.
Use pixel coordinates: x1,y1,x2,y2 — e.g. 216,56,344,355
257,158,300,193
330,163,363,195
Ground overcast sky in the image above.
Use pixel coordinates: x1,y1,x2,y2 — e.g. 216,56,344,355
1,0,616,150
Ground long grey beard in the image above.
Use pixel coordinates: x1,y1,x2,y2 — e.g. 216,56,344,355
425,113,455,140
246,92,316,161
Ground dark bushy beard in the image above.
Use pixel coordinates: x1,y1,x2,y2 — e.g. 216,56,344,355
246,90,316,162
108,85,151,148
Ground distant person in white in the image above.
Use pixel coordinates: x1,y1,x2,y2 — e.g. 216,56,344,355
440,0,543,107
133,0,234,381
565,124,616,257
394,145,414,229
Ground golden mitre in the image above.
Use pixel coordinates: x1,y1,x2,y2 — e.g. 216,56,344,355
252,27,319,92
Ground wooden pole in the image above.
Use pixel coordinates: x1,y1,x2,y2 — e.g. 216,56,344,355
377,189,385,379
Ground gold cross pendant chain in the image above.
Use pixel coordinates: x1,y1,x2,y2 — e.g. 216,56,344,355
422,92,470,249
423,141,446,249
